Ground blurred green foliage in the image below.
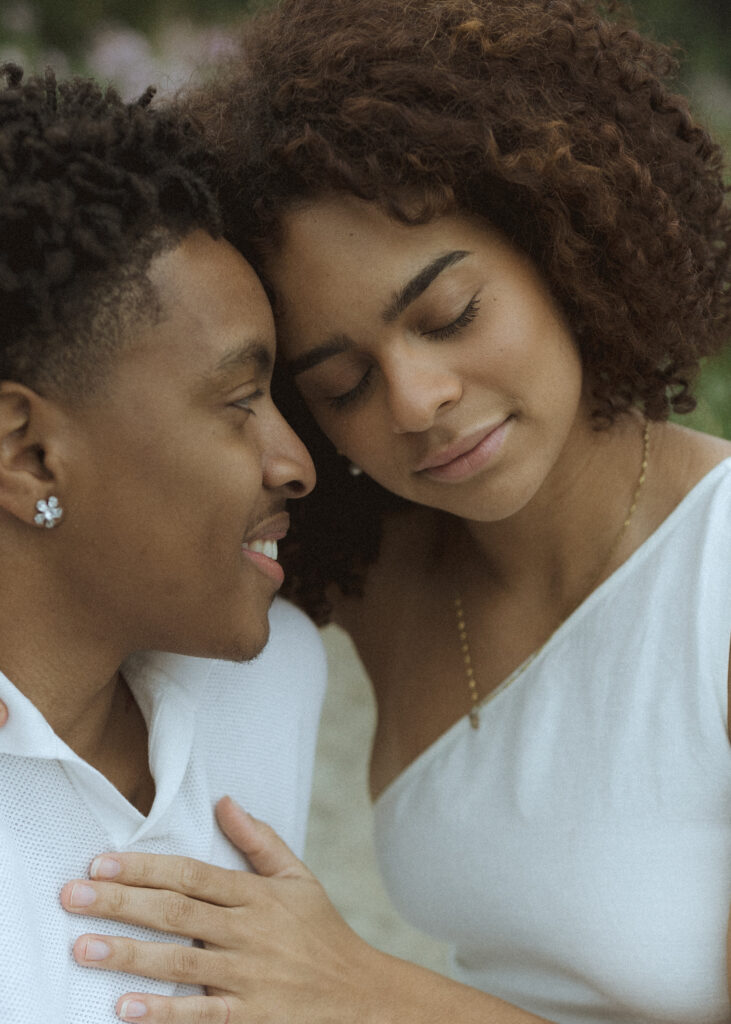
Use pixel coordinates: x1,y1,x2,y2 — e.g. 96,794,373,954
0,0,268,60
629,0,731,77
683,351,731,440
4,0,731,71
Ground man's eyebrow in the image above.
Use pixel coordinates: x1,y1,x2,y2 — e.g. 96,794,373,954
212,340,273,377
286,336,352,377
382,250,471,323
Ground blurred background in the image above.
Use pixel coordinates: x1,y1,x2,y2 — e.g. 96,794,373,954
2,0,728,973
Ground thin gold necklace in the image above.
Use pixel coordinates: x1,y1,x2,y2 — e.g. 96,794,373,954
455,420,650,729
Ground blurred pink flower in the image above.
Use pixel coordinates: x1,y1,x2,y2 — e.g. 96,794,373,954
87,19,238,100
86,25,156,98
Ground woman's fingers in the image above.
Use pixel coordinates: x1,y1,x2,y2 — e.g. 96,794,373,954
72,933,230,987
60,880,235,944
116,993,231,1024
87,851,251,907
215,797,312,880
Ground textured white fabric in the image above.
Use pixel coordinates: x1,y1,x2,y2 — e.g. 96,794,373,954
374,458,731,1023
0,597,326,1024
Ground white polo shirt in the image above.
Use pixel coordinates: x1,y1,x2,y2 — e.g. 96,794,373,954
0,597,327,1024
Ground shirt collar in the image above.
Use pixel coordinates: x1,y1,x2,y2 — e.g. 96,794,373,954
0,651,213,762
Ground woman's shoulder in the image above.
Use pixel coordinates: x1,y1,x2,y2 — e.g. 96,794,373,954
674,423,731,469
652,423,731,501
635,422,731,552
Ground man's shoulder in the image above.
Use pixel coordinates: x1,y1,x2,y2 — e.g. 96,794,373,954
250,597,326,680
205,597,327,706
268,595,324,646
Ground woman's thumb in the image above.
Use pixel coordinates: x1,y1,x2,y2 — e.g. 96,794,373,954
215,795,311,879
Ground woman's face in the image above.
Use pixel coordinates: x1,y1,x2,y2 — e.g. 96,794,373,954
266,195,586,522
59,230,315,662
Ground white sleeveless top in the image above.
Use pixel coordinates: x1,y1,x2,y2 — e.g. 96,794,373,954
374,459,731,1023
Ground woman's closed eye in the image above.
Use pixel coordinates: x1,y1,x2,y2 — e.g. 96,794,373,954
424,294,481,341
325,294,481,410
327,366,374,410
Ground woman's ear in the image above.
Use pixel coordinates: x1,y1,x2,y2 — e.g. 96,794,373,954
0,381,64,527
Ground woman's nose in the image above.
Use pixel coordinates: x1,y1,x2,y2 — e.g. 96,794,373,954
385,351,462,434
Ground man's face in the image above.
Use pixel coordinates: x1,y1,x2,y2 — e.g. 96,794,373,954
57,230,314,662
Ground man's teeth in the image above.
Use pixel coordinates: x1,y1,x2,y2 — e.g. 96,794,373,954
243,539,279,560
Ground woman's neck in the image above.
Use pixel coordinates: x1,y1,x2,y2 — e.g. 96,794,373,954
455,412,650,612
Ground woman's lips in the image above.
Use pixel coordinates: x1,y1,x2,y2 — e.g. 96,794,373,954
416,418,511,482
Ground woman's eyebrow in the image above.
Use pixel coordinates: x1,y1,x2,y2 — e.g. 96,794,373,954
287,336,352,377
382,249,471,322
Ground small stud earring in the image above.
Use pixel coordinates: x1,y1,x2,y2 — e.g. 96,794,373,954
348,463,363,477
34,496,63,529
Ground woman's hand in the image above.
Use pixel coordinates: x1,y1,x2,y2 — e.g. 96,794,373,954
61,798,549,1024
60,797,386,1023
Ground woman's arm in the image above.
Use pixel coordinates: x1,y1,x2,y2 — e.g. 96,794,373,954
61,797,551,1024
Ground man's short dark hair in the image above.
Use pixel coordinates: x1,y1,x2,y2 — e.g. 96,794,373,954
0,64,223,398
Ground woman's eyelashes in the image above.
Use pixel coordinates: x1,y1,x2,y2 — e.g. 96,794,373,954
328,366,373,410
325,294,481,410
424,294,481,340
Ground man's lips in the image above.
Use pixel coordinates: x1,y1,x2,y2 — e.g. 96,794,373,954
242,511,290,546
415,419,509,473
241,511,290,586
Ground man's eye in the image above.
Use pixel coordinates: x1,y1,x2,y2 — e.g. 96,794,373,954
426,295,481,341
327,366,374,410
232,388,264,412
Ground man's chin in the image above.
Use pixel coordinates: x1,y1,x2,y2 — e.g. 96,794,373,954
161,598,274,664
222,618,272,664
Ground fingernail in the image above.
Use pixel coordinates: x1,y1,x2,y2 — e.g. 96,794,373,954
69,883,97,907
90,856,121,879
226,796,252,819
119,999,147,1019
81,938,111,961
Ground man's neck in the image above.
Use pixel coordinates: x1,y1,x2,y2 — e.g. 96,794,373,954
0,643,122,751
0,573,153,810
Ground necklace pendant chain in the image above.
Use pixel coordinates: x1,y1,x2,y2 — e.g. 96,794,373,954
454,419,651,729
455,595,481,729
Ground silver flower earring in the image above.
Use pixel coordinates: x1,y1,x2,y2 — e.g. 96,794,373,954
34,496,63,529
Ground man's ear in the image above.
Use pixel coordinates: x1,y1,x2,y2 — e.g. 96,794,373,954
0,381,65,526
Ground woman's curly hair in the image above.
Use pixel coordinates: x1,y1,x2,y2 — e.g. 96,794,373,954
188,0,731,620
0,65,222,398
